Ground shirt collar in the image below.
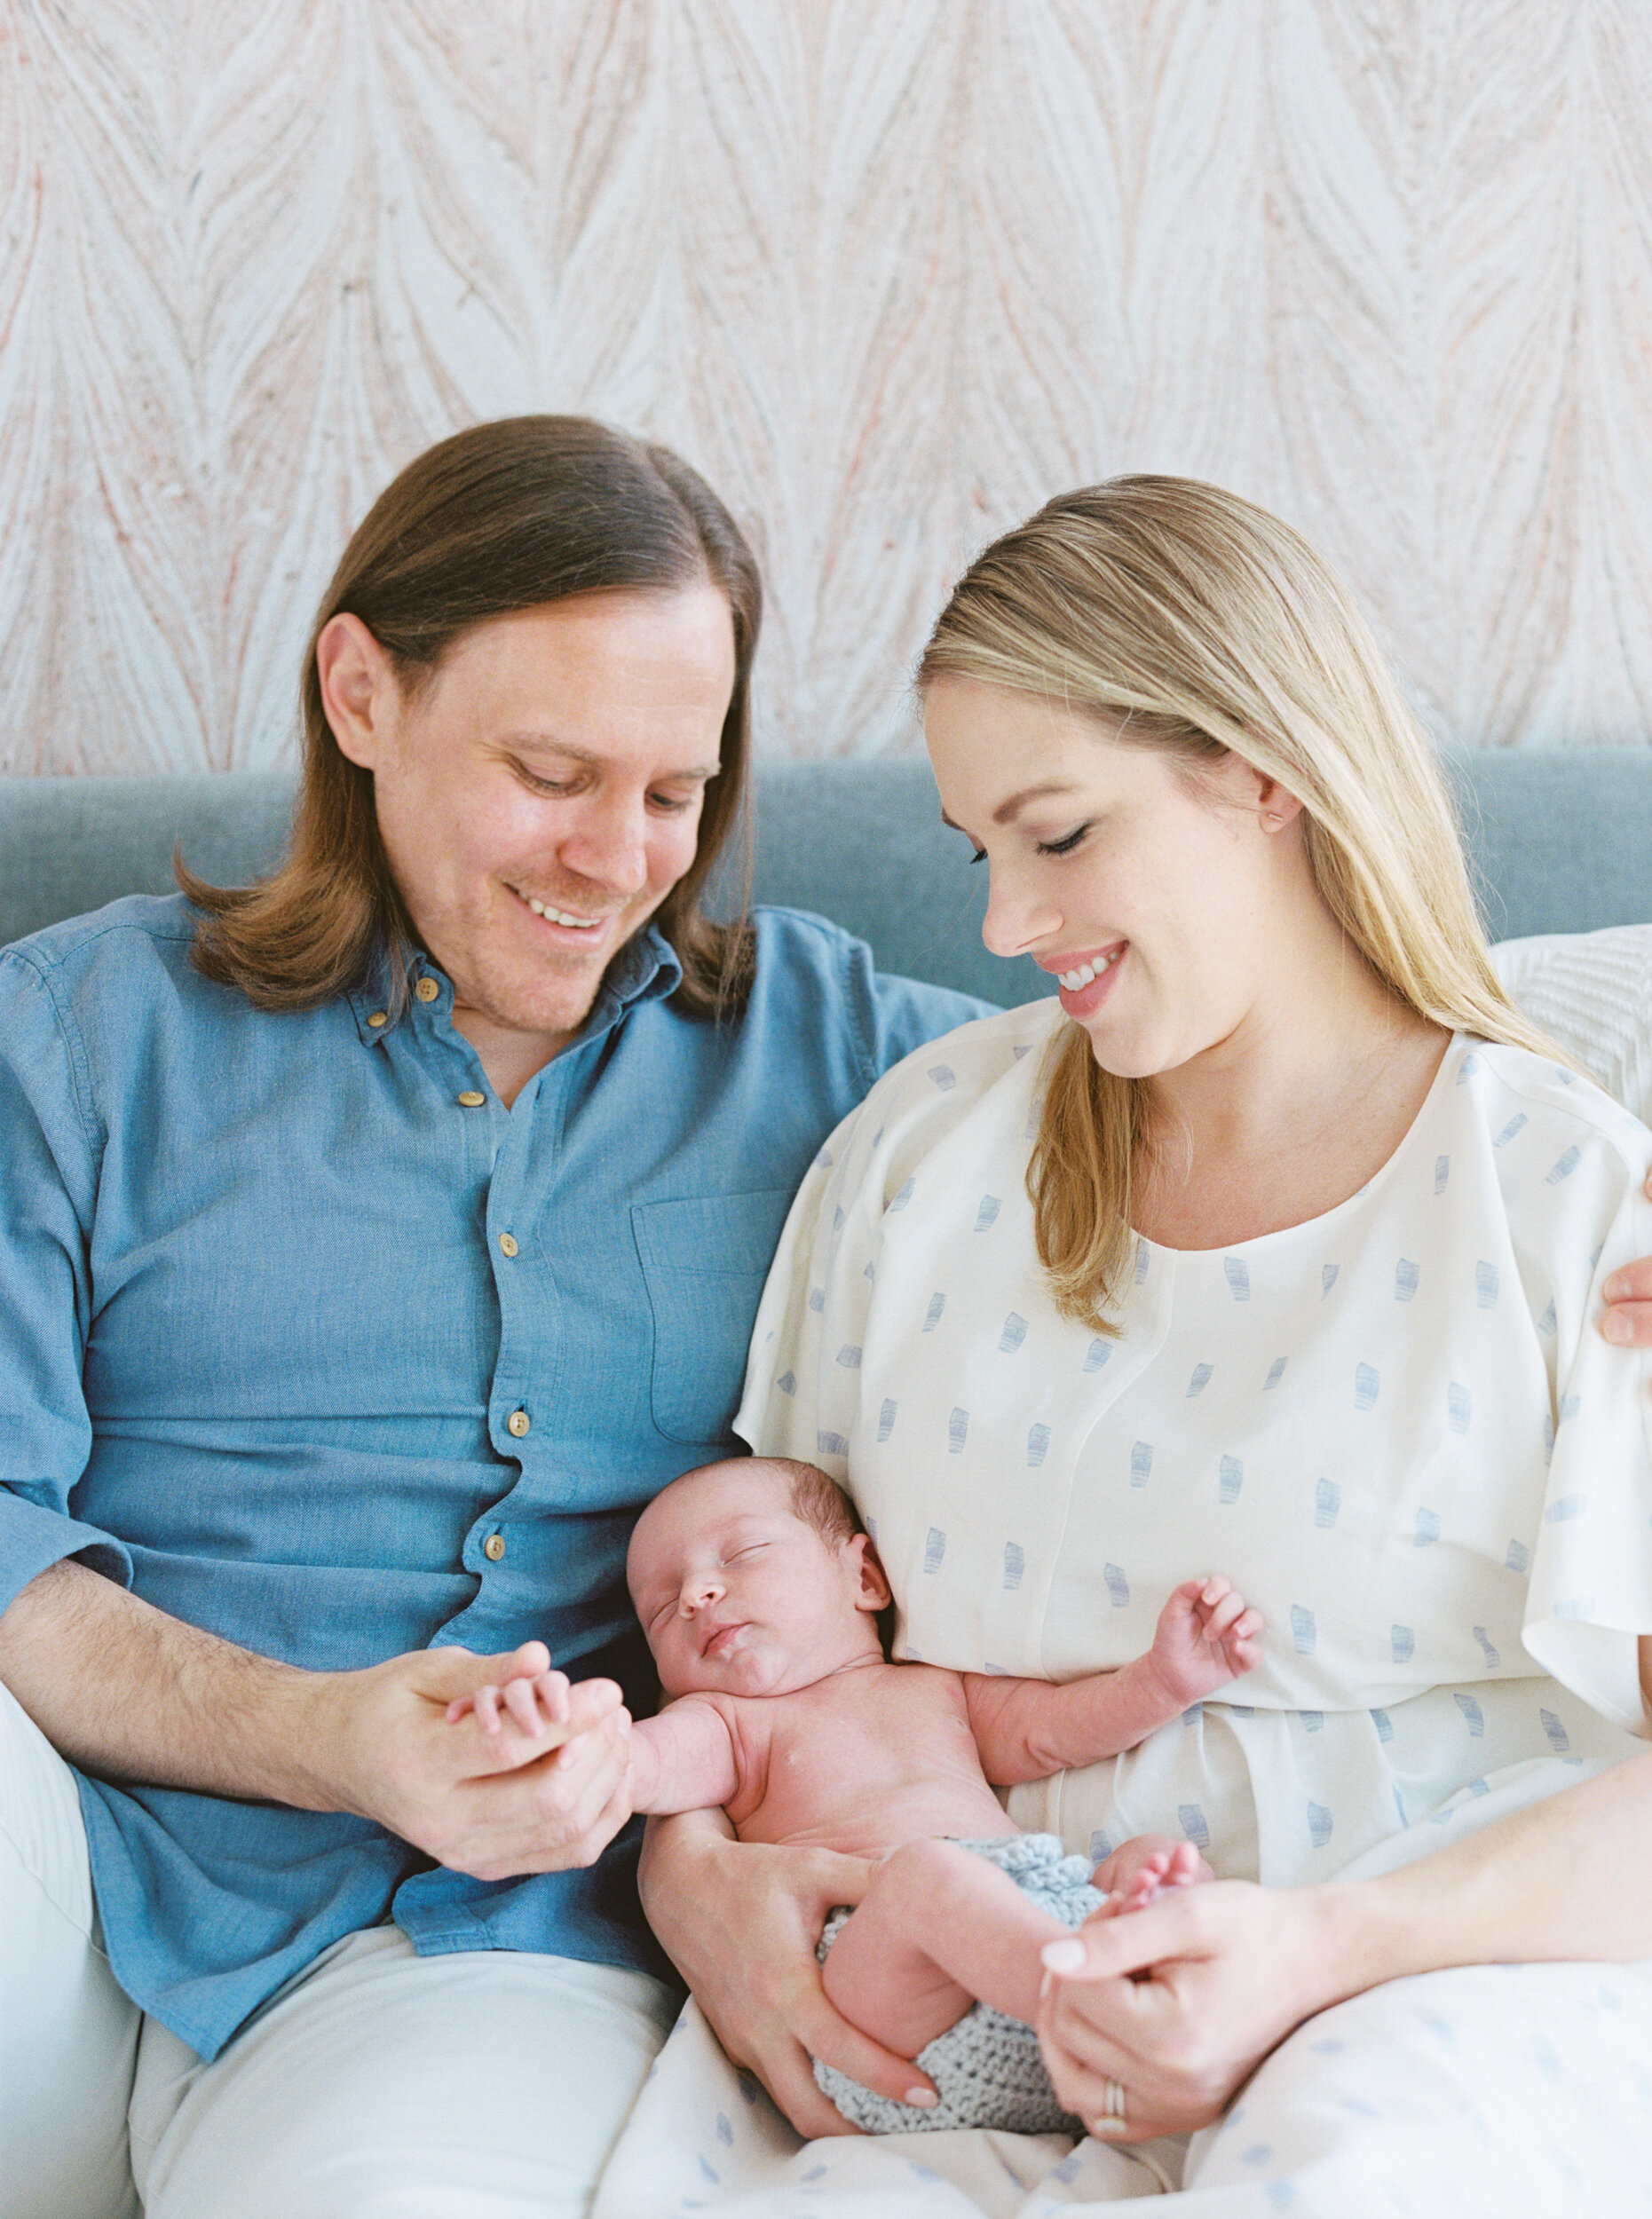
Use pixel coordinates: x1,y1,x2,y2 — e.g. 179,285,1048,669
573,925,683,1045
345,927,684,1049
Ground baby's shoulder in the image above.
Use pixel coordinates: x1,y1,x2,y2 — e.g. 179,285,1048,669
869,1657,976,1725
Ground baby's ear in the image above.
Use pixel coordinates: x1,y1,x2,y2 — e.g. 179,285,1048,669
847,1530,892,1612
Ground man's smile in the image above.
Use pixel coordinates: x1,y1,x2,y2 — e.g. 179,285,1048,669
506,882,611,931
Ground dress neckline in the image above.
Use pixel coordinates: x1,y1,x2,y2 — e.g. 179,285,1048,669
1131,1031,1469,1260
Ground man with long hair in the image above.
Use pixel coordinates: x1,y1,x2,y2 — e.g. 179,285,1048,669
0,418,985,2218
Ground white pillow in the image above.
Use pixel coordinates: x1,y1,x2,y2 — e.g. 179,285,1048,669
1490,923,1652,1128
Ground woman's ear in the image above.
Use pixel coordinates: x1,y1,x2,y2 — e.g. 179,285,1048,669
1196,750,1303,833
1253,775,1305,832
848,1532,893,1613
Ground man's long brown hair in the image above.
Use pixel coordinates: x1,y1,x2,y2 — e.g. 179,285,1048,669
183,416,762,1017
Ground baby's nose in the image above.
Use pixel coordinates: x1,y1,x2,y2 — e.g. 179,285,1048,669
679,1575,722,1614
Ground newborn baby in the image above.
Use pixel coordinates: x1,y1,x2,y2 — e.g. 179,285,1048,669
455,1457,1262,2133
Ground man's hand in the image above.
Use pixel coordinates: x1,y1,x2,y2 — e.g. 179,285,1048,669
0,1562,636,1882
1142,1576,1263,1710
638,1810,940,2137
318,1644,635,1879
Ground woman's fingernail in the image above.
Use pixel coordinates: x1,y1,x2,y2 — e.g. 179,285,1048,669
1603,1309,1632,1342
1042,1937,1087,1973
904,2087,938,2108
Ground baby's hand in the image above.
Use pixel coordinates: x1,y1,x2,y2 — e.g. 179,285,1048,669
446,1668,625,1752
1147,1575,1263,1707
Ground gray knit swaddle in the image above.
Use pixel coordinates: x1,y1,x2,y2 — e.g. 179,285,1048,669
811,1832,1102,2135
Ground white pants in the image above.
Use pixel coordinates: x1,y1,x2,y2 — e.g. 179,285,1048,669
0,1683,675,2219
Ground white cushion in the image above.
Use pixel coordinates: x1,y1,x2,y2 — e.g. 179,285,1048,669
1490,923,1652,1127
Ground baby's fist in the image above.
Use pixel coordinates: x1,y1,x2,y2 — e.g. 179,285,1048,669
1150,1575,1263,1705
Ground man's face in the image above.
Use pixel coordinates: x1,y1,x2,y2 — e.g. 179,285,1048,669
326,588,736,1085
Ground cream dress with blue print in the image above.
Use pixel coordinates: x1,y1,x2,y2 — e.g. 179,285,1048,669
736,1002,1652,1891
596,1005,1652,2215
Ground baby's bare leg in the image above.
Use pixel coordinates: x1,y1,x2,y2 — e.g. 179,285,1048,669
820,1838,1071,2057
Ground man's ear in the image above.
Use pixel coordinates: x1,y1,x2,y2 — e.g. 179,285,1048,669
316,612,395,770
847,1531,892,1614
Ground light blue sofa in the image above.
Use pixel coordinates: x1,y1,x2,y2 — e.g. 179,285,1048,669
4,751,1652,992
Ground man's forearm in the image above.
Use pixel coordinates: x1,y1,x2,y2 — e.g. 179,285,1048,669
0,1558,334,1805
2,1559,646,1876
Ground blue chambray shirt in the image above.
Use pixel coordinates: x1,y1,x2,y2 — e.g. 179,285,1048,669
0,893,988,2059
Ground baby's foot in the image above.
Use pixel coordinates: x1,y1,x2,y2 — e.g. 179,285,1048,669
1114,1840,1205,1912
1091,1836,1209,1914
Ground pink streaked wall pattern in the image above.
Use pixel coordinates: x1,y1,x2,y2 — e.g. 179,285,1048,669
3,1,1651,774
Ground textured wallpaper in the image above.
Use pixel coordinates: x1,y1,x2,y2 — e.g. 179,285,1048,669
3,1,1651,774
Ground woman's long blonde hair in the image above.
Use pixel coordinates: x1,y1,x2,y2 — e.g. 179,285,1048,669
919,476,1562,1332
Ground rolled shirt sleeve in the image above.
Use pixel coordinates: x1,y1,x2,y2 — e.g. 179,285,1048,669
0,949,130,1605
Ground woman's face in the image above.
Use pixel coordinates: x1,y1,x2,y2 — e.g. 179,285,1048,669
923,674,1310,1082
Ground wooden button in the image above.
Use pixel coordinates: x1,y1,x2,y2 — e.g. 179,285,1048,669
415,977,440,1003
499,1233,518,1258
457,1090,486,1108
507,1410,530,1439
483,1533,506,1562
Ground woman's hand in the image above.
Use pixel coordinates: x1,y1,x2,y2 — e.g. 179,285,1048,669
638,1810,939,2137
1037,1879,1351,2141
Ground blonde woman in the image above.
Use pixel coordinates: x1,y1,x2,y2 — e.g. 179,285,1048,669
641,479,1652,2207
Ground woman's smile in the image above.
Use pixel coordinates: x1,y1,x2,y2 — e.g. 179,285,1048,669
1042,941,1127,1016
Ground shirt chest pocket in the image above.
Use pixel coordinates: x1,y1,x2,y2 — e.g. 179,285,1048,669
630,1188,794,1447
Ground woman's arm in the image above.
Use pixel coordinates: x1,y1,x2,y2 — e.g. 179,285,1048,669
637,1808,940,2135
1037,1746,1652,2141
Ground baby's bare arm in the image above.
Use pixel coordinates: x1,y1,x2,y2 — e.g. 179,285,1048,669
628,1698,744,1814
448,1669,742,1814
964,1578,1263,1785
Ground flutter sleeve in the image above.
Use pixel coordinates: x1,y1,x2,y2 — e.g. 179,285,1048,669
735,1003,1057,1495
1517,1088,1652,1736
733,1092,881,1486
